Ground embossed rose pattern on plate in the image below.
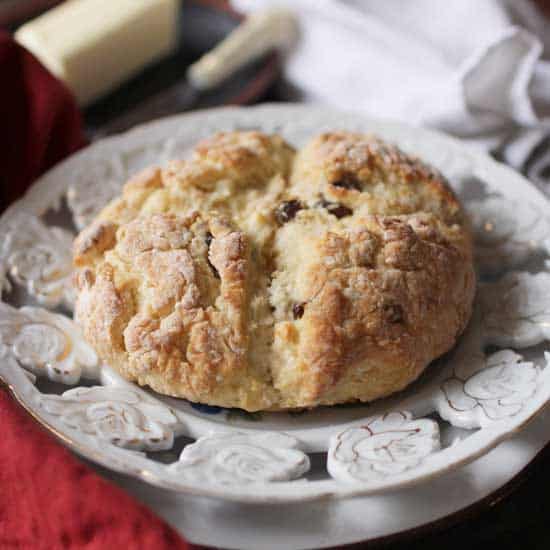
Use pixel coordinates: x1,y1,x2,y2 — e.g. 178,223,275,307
1,105,550,503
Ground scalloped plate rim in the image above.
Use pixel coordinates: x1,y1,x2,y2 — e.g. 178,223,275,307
2,103,550,503
3,358,550,503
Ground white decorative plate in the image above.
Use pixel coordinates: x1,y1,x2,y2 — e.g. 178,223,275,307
2,104,550,506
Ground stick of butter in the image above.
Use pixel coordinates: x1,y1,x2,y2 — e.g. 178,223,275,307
15,0,179,106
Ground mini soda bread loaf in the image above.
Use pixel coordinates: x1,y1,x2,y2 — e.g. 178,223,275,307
73,131,476,411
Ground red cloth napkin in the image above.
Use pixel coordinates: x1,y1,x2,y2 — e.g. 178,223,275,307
0,391,196,550
0,32,85,207
0,32,197,550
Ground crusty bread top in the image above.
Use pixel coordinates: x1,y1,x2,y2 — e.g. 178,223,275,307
73,131,475,411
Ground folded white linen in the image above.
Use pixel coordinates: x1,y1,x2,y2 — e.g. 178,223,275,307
233,0,550,152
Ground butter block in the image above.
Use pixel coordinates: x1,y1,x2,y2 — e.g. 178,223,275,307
15,0,179,106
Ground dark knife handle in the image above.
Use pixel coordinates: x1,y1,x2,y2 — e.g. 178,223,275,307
90,81,198,139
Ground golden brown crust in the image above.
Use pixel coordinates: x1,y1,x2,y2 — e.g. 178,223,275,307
73,220,117,265
270,213,474,406
74,131,475,411
291,132,464,226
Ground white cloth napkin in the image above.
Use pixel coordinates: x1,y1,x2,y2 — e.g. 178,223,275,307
233,0,550,152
